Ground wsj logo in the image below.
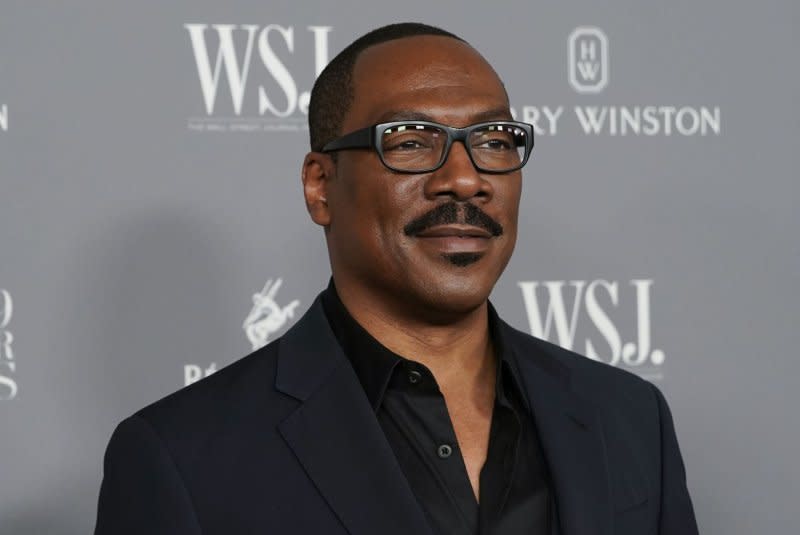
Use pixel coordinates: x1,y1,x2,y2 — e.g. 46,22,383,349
0,103,8,132
184,24,331,130
0,289,17,399
519,280,665,376
569,27,608,94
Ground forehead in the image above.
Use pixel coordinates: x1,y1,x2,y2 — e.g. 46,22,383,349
346,35,510,129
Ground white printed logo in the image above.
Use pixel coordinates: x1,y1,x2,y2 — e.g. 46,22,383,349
569,27,609,94
0,104,8,132
184,362,218,387
511,27,720,137
243,278,300,351
518,279,665,380
0,289,17,399
183,278,300,386
184,23,331,132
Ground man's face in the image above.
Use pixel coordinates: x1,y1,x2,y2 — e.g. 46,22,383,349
321,35,522,317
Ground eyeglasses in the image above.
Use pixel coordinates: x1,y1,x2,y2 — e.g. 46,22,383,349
321,120,534,174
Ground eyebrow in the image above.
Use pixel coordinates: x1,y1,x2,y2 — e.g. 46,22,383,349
374,107,514,125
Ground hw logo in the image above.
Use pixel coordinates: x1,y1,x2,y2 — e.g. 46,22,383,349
184,24,331,118
569,27,608,94
518,280,665,373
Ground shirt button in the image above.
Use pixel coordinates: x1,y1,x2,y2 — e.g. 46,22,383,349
408,370,422,384
437,444,453,459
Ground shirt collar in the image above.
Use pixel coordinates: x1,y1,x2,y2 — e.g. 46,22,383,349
320,279,527,412
320,280,401,410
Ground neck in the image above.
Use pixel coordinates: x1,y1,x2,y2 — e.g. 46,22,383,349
333,279,496,397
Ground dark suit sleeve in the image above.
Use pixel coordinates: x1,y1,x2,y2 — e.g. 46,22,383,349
94,415,202,534
651,385,700,535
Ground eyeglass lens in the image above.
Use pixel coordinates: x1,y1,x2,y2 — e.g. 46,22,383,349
380,123,527,172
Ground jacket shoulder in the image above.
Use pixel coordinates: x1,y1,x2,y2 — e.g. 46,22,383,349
502,321,658,410
129,338,296,447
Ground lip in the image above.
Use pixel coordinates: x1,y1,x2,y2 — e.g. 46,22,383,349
414,225,493,239
413,225,493,255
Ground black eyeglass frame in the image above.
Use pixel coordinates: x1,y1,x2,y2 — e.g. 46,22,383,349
321,120,535,174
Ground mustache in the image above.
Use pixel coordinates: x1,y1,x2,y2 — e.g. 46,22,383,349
403,202,504,237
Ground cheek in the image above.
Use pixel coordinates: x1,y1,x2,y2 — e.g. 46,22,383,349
495,178,522,228
493,179,522,259
336,160,420,253
369,178,420,253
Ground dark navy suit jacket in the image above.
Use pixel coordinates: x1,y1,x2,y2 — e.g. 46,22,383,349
94,296,699,535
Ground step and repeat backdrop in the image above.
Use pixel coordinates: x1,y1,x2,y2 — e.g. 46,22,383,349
1,1,797,533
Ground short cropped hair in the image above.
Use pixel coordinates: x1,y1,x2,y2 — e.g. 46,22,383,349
308,22,465,152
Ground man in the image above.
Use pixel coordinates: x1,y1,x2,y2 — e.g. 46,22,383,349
95,23,699,534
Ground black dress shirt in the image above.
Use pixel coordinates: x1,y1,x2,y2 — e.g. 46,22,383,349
321,282,553,535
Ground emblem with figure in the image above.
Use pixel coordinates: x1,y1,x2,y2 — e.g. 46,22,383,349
243,278,300,350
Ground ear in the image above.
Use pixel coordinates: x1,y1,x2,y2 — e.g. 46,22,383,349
301,152,334,227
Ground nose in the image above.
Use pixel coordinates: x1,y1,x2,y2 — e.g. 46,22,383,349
422,141,494,202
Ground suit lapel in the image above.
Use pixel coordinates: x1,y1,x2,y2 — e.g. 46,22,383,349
276,298,433,535
506,326,614,535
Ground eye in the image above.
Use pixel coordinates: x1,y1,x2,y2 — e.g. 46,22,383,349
473,135,514,151
397,139,427,150
381,124,444,151
483,138,512,150
382,132,438,151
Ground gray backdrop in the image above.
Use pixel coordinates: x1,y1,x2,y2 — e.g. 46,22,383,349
1,1,798,533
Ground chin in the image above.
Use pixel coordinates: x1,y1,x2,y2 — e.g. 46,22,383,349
409,268,498,320
441,252,484,267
